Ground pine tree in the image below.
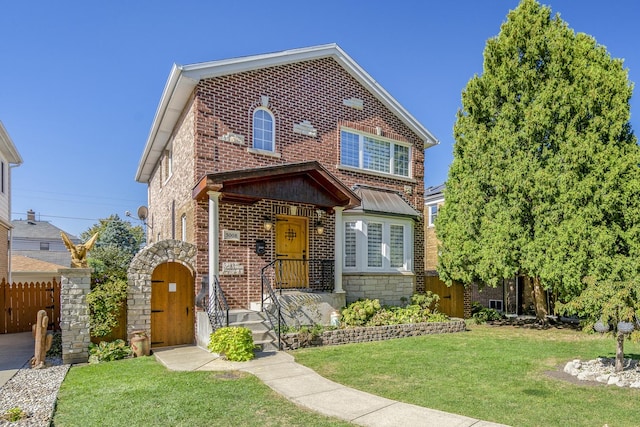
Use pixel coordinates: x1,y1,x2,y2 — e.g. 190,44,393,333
437,0,639,322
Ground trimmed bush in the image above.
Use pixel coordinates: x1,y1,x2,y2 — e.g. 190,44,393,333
208,327,255,361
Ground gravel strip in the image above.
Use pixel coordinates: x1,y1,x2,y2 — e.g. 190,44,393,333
0,358,69,426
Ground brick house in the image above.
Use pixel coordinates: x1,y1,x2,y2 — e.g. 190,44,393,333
0,122,23,283
133,44,438,347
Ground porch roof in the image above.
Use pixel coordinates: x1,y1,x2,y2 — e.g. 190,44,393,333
345,185,421,218
192,161,360,210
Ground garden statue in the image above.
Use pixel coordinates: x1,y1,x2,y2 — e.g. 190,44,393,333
31,310,53,369
61,231,99,268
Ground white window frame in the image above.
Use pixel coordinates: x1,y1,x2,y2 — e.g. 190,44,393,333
489,300,504,312
252,107,275,152
339,128,412,178
162,145,173,184
181,214,187,241
343,214,413,273
427,203,439,227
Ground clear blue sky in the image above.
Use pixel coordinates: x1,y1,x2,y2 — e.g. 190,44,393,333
1,1,638,237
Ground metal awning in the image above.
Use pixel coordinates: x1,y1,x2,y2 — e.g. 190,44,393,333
345,185,420,218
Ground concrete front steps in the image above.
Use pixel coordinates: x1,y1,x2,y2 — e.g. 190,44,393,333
228,309,278,352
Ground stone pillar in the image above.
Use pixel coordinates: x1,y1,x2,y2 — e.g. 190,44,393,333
59,268,92,364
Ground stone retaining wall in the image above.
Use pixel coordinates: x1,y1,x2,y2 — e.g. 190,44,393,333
281,319,466,350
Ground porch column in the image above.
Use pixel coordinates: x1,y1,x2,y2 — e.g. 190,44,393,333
208,191,221,293
333,206,344,294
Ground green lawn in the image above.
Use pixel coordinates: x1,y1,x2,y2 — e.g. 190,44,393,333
293,323,640,427
52,357,350,427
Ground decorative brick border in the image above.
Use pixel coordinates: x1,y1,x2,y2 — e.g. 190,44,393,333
281,319,466,350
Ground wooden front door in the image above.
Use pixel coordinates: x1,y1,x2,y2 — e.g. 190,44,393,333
424,276,464,318
275,215,308,288
151,262,194,347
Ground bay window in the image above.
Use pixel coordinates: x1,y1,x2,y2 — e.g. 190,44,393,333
343,216,413,272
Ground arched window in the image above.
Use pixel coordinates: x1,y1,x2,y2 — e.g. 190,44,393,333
252,107,274,152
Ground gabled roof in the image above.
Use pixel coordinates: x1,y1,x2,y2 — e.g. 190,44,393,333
0,121,23,165
136,44,439,183
11,219,79,241
192,160,360,210
425,183,445,204
11,255,66,273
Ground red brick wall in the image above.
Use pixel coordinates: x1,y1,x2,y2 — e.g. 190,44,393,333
153,57,427,308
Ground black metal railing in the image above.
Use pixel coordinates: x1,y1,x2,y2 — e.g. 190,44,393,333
260,269,288,350
205,275,229,331
263,259,335,293
259,259,334,349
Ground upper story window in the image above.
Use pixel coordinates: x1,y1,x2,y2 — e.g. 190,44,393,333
340,129,411,178
162,146,173,183
181,214,187,241
253,108,275,152
40,242,50,251
1,161,5,194
427,204,439,227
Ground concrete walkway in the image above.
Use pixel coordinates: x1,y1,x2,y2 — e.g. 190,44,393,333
154,346,509,427
0,332,33,388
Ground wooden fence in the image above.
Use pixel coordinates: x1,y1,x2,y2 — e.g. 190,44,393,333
424,276,465,318
0,279,61,334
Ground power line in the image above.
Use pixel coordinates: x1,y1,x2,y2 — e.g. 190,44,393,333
11,212,128,222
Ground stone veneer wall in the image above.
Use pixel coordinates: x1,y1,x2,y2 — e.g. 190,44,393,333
343,273,415,307
59,268,92,364
127,240,197,341
281,319,466,350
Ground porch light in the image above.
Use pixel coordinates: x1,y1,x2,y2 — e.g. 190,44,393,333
315,221,324,235
263,216,273,232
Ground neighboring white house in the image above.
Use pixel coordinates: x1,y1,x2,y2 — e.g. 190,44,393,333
11,209,80,268
0,121,23,283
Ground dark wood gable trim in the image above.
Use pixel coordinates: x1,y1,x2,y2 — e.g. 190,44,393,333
192,161,360,210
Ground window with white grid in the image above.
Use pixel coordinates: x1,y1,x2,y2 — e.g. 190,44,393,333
343,216,412,272
390,225,404,268
367,222,383,268
253,108,274,151
344,221,357,268
340,131,359,167
340,129,411,177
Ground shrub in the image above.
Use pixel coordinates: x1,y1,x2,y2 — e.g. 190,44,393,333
410,292,440,311
471,303,504,324
427,312,450,323
341,299,382,326
87,277,127,337
208,327,255,361
88,339,132,363
47,331,62,358
347,294,450,327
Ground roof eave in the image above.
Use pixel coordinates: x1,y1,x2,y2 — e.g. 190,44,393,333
136,44,439,182
0,121,23,165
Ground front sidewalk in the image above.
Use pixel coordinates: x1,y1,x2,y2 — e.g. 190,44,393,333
153,346,509,427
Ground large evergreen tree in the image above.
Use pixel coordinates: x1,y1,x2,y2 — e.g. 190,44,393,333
437,0,639,321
